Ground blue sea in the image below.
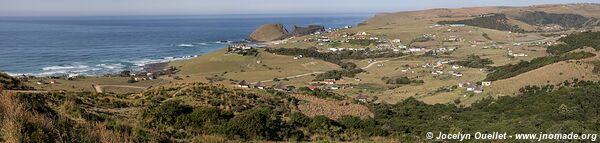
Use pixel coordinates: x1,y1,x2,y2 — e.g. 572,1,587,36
0,14,370,76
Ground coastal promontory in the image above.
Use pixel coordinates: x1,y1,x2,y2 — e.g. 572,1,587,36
249,23,289,42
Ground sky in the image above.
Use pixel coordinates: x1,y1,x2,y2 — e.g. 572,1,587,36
0,0,598,16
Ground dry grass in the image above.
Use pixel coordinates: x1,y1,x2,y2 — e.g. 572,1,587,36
293,94,373,119
0,92,132,143
26,76,165,93
489,60,600,96
90,122,132,143
169,48,339,84
0,92,55,143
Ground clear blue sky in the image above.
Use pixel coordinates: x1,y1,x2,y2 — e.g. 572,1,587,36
0,0,598,16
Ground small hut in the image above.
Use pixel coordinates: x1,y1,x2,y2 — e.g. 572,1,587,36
238,80,250,88
255,81,266,89
274,82,289,92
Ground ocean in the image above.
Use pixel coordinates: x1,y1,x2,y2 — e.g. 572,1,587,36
0,14,370,76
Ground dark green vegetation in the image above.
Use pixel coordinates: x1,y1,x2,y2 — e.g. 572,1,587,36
410,36,434,44
482,33,493,40
438,14,525,32
516,11,595,29
381,76,424,85
347,39,377,46
485,52,595,81
452,55,494,68
265,47,404,66
0,72,32,90
5,76,600,142
314,63,364,81
297,87,345,100
546,32,600,55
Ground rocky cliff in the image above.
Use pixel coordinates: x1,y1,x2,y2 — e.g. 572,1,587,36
291,25,325,36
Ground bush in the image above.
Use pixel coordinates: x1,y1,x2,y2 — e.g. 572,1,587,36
225,108,279,140
384,76,424,85
290,112,312,127
142,100,193,128
452,55,493,68
438,14,525,32
348,39,377,46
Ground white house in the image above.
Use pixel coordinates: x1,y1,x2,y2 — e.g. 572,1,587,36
323,79,336,85
467,85,477,91
482,81,492,86
408,48,424,52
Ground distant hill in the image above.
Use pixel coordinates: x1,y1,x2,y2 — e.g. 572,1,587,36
249,24,325,42
362,3,600,32
438,14,525,32
516,11,592,28
249,23,289,42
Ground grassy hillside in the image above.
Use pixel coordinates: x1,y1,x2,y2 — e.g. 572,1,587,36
547,32,600,55
485,52,595,81
438,14,525,32
516,11,593,28
4,78,600,142
0,73,31,90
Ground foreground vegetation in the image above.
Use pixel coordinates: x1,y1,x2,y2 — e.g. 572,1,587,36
4,77,600,142
0,72,32,90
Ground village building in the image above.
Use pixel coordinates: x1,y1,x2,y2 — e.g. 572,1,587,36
481,81,492,86
66,74,80,80
408,48,424,52
227,43,254,54
254,81,266,89
355,94,368,103
507,48,528,57
274,83,289,92
323,79,336,85
237,80,250,88
467,84,477,91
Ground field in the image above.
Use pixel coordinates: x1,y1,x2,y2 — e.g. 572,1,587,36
168,48,340,87
25,76,165,94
